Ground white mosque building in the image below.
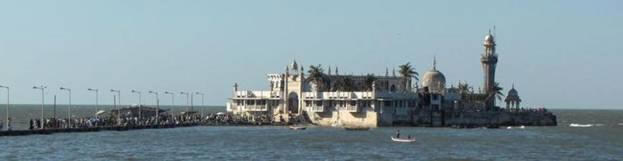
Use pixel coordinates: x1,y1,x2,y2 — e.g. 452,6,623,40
227,32,522,127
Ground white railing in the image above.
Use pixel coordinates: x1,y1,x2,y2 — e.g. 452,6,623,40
303,91,374,99
242,105,269,112
308,106,325,113
234,90,282,98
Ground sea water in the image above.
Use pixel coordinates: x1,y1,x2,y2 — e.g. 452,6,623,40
0,105,621,161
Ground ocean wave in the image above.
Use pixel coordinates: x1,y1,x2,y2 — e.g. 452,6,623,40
569,123,593,127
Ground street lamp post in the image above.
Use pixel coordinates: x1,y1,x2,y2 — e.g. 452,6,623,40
191,93,194,112
33,85,46,129
148,91,159,125
164,91,175,106
180,92,190,112
195,92,205,117
131,90,142,122
110,89,121,126
88,88,99,119
60,87,72,128
0,85,9,130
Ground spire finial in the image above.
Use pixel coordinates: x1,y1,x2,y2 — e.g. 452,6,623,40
328,65,332,75
335,66,339,75
385,67,389,77
512,82,515,89
493,25,496,36
392,68,396,77
433,56,437,70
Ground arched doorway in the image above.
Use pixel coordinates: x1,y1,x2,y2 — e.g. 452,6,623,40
288,92,299,113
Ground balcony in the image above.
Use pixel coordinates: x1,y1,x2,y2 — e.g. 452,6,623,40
235,90,282,99
302,91,374,99
242,105,269,112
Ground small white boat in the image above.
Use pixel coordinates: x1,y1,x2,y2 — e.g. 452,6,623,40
95,110,106,115
569,123,593,127
519,125,525,129
289,126,306,130
391,136,416,143
506,126,512,129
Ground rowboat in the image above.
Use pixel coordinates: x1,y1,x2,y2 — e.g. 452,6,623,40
391,136,416,143
289,126,306,130
569,123,593,127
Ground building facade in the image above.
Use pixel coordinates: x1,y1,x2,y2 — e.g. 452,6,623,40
227,32,528,127
227,60,418,127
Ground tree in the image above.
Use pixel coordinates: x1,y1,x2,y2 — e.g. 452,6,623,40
364,74,377,91
493,82,504,101
485,82,505,102
307,64,326,91
333,76,355,91
457,82,471,95
398,62,419,91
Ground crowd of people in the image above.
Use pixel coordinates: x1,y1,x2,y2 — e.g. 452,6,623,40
20,111,280,131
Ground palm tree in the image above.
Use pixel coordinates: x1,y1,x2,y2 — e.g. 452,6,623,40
485,82,505,102
398,62,419,91
307,64,326,91
364,74,377,91
493,82,504,101
342,77,354,91
457,82,471,95
333,76,355,91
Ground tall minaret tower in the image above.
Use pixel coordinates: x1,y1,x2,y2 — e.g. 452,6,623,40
481,30,498,110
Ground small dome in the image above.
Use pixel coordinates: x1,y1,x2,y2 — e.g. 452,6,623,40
505,86,521,102
484,34,495,45
507,88,518,96
421,69,446,93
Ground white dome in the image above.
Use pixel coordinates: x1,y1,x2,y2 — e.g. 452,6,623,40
420,69,446,93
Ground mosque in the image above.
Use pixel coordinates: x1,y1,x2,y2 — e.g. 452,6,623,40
226,31,550,127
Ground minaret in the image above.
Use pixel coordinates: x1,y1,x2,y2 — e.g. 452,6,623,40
335,66,339,75
284,65,289,113
392,68,396,77
328,65,332,75
481,30,498,110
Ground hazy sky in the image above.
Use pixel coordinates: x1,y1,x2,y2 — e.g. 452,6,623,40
0,0,621,109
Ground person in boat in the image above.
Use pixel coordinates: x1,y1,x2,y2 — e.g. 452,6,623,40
407,135,411,139
396,130,400,138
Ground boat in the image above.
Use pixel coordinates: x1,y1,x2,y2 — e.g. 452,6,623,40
344,127,370,131
391,136,416,143
506,126,512,129
569,123,593,127
289,126,306,130
519,125,525,129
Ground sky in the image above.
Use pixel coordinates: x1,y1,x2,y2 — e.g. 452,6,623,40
0,0,621,109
